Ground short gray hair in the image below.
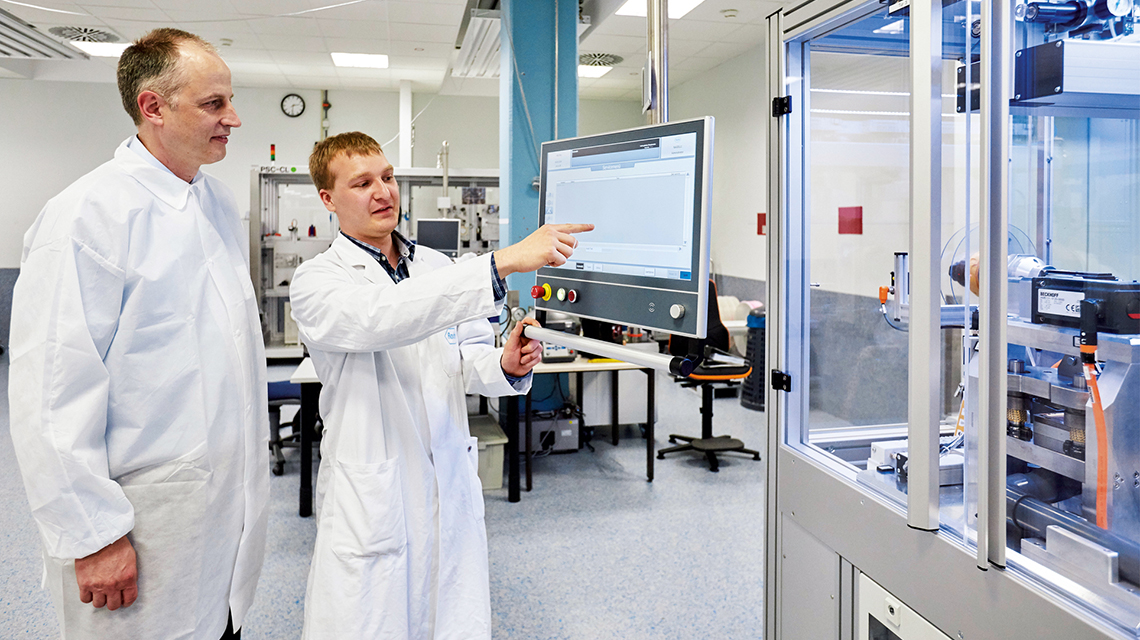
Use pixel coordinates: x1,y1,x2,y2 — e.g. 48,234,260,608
116,28,217,125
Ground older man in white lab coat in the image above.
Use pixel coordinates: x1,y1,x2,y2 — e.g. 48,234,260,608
291,132,592,639
8,29,267,640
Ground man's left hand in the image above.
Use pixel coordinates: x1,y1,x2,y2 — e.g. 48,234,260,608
501,317,541,377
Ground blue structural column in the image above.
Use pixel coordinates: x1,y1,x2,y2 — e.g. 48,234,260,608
499,0,579,301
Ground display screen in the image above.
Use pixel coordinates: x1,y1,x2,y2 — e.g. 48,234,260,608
543,132,698,282
534,118,712,338
416,218,460,257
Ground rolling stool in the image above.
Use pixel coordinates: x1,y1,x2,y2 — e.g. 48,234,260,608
657,279,761,472
657,362,761,471
268,380,302,476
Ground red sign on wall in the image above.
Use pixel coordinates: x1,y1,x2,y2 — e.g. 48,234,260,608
758,213,766,235
838,206,863,234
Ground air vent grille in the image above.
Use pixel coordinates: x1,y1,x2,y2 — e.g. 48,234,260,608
579,52,623,66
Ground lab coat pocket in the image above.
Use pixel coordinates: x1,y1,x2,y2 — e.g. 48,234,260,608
466,436,485,521
328,458,408,558
102,446,213,638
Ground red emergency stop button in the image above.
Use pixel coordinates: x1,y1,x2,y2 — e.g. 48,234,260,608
567,289,578,303
531,285,544,299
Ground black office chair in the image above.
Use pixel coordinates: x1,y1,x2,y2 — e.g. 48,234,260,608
657,281,761,472
268,380,303,476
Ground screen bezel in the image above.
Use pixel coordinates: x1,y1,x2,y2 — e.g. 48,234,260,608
536,117,712,334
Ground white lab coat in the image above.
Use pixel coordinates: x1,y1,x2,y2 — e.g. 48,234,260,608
8,138,269,640
290,234,528,640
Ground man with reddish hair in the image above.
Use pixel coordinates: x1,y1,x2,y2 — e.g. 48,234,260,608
292,131,591,638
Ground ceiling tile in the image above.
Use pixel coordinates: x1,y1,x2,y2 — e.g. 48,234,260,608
668,39,711,57
695,39,757,61
722,22,766,44
269,50,331,65
277,63,336,77
387,41,453,57
387,57,447,71
593,15,646,38
254,34,328,52
231,0,314,17
682,0,776,24
580,33,643,56
318,2,462,25
227,61,285,75
248,16,324,37
669,19,741,41
73,0,157,7
232,73,291,87
217,48,276,64
83,7,171,22
171,20,257,37
379,21,455,43
324,37,389,55
316,18,393,40
150,0,236,12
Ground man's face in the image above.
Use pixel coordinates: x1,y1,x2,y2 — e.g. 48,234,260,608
319,152,401,245
159,45,240,168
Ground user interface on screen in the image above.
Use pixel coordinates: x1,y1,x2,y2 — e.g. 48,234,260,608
534,117,712,338
543,132,698,281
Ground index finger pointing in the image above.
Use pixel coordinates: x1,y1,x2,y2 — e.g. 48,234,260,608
550,223,594,234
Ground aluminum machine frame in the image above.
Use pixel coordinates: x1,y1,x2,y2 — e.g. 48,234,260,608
765,1,1140,639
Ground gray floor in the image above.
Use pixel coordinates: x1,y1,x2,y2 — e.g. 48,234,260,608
1,356,767,639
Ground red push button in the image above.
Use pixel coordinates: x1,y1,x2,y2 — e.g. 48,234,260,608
531,285,544,299
567,289,578,303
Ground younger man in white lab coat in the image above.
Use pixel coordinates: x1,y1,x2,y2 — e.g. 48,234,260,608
9,29,267,640
290,132,591,639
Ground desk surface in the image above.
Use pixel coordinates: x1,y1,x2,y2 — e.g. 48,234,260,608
290,358,319,384
532,357,648,375
267,345,305,359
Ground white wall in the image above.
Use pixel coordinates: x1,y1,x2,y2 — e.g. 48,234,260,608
580,98,645,136
671,44,768,283
0,80,135,270
0,74,643,269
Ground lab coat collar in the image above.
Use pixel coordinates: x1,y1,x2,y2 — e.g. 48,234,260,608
114,137,202,210
329,233,389,285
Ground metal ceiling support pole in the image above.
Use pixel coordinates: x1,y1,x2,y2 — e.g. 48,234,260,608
646,0,668,124
978,0,1011,570
906,0,943,532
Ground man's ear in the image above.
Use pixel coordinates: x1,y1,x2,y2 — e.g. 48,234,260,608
318,189,336,212
137,90,165,126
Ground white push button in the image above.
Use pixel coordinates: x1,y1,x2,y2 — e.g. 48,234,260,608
669,304,685,319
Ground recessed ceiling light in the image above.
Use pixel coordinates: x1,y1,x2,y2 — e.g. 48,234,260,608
578,65,611,78
331,52,389,68
70,41,130,57
616,0,704,19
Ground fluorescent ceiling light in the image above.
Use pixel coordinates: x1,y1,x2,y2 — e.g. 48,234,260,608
331,52,389,68
71,41,129,58
578,65,611,78
615,0,705,19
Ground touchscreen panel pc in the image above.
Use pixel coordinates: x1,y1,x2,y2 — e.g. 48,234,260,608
533,117,713,338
